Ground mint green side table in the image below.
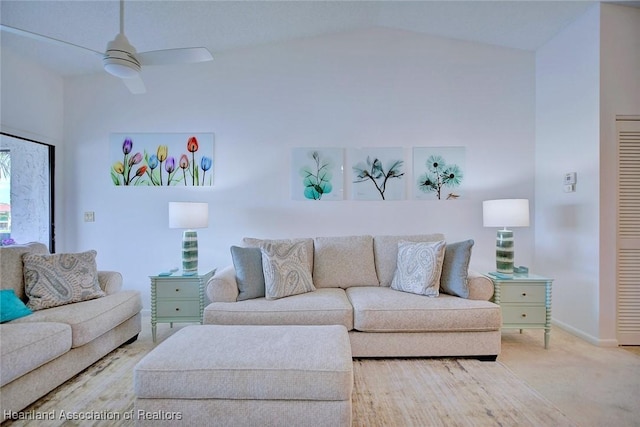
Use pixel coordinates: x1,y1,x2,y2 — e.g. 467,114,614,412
150,269,215,342
486,273,554,349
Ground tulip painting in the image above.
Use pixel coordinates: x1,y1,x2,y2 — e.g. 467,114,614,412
110,133,214,186
179,154,189,186
200,156,212,186
187,136,199,186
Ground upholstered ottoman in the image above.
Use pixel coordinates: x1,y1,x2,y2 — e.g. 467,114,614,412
134,324,353,426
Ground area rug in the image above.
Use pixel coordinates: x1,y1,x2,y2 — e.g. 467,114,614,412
352,358,575,426
5,346,575,426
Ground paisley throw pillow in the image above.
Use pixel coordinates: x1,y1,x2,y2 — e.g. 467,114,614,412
23,250,105,310
391,240,446,297
261,240,315,300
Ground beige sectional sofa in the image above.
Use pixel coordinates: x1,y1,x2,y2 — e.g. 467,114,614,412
0,242,142,419
204,234,502,359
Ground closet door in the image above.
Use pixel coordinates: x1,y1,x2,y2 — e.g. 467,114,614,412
617,118,640,345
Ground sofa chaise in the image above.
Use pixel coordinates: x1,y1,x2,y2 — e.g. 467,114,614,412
0,242,142,419
204,234,502,359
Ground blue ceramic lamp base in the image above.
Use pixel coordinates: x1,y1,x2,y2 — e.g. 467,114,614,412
182,230,198,275
495,228,514,275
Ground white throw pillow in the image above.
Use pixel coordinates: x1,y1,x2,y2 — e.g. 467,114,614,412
261,240,316,300
391,240,446,297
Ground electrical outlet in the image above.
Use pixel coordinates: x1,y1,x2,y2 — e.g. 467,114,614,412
84,212,95,222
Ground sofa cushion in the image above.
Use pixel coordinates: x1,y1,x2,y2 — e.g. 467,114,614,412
0,242,49,301
391,240,445,297
204,288,354,330
440,240,474,298
243,237,314,272
23,250,106,311
0,322,71,386
346,287,502,332
10,290,142,348
313,235,379,288
0,289,32,323
231,246,265,301
261,240,315,300
374,234,445,287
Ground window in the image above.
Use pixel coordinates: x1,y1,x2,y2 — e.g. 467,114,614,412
0,150,9,237
0,133,55,252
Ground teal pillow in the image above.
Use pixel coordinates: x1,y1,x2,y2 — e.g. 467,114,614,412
231,246,265,301
0,289,33,323
440,240,474,298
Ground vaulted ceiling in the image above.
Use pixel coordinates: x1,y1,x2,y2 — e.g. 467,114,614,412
0,1,629,77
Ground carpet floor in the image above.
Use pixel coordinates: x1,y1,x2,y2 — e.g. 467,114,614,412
3,325,576,427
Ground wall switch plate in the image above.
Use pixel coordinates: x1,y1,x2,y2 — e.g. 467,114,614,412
84,212,95,222
564,172,576,192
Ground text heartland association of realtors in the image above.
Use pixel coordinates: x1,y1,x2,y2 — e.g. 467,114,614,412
3,409,182,421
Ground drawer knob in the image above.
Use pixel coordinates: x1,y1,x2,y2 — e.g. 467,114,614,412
521,292,527,297
521,313,527,318
175,308,180,311
176,289,180,292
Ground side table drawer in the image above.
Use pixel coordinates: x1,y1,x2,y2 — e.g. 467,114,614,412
156,300,201,318
500,285,545,303
501,306,546,324
156,283,200,298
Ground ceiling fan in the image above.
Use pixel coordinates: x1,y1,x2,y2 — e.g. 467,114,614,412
0,0,213,94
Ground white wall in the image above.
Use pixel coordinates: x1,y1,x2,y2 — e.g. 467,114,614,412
0,49,64,144
599,4,640,343
59,28,535,309
536,4,640,345
535,5,601,342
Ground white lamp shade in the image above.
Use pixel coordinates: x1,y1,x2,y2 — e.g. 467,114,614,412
168,202,209,229
483,199,530,228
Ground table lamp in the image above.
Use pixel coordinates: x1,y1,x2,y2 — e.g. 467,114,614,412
169,202,209,275
483,199,529,275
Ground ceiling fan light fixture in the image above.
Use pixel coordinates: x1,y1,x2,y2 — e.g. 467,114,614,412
103,33,141,78
103,59,140,78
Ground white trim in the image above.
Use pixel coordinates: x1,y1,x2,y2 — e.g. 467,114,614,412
552,318,619,347
0,125,61,147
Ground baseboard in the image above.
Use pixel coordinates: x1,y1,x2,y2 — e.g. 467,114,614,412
552,318,619,347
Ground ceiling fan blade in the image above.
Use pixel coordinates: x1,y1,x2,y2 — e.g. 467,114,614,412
0,24,103,57
121,75,146,94
138,48,213,66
